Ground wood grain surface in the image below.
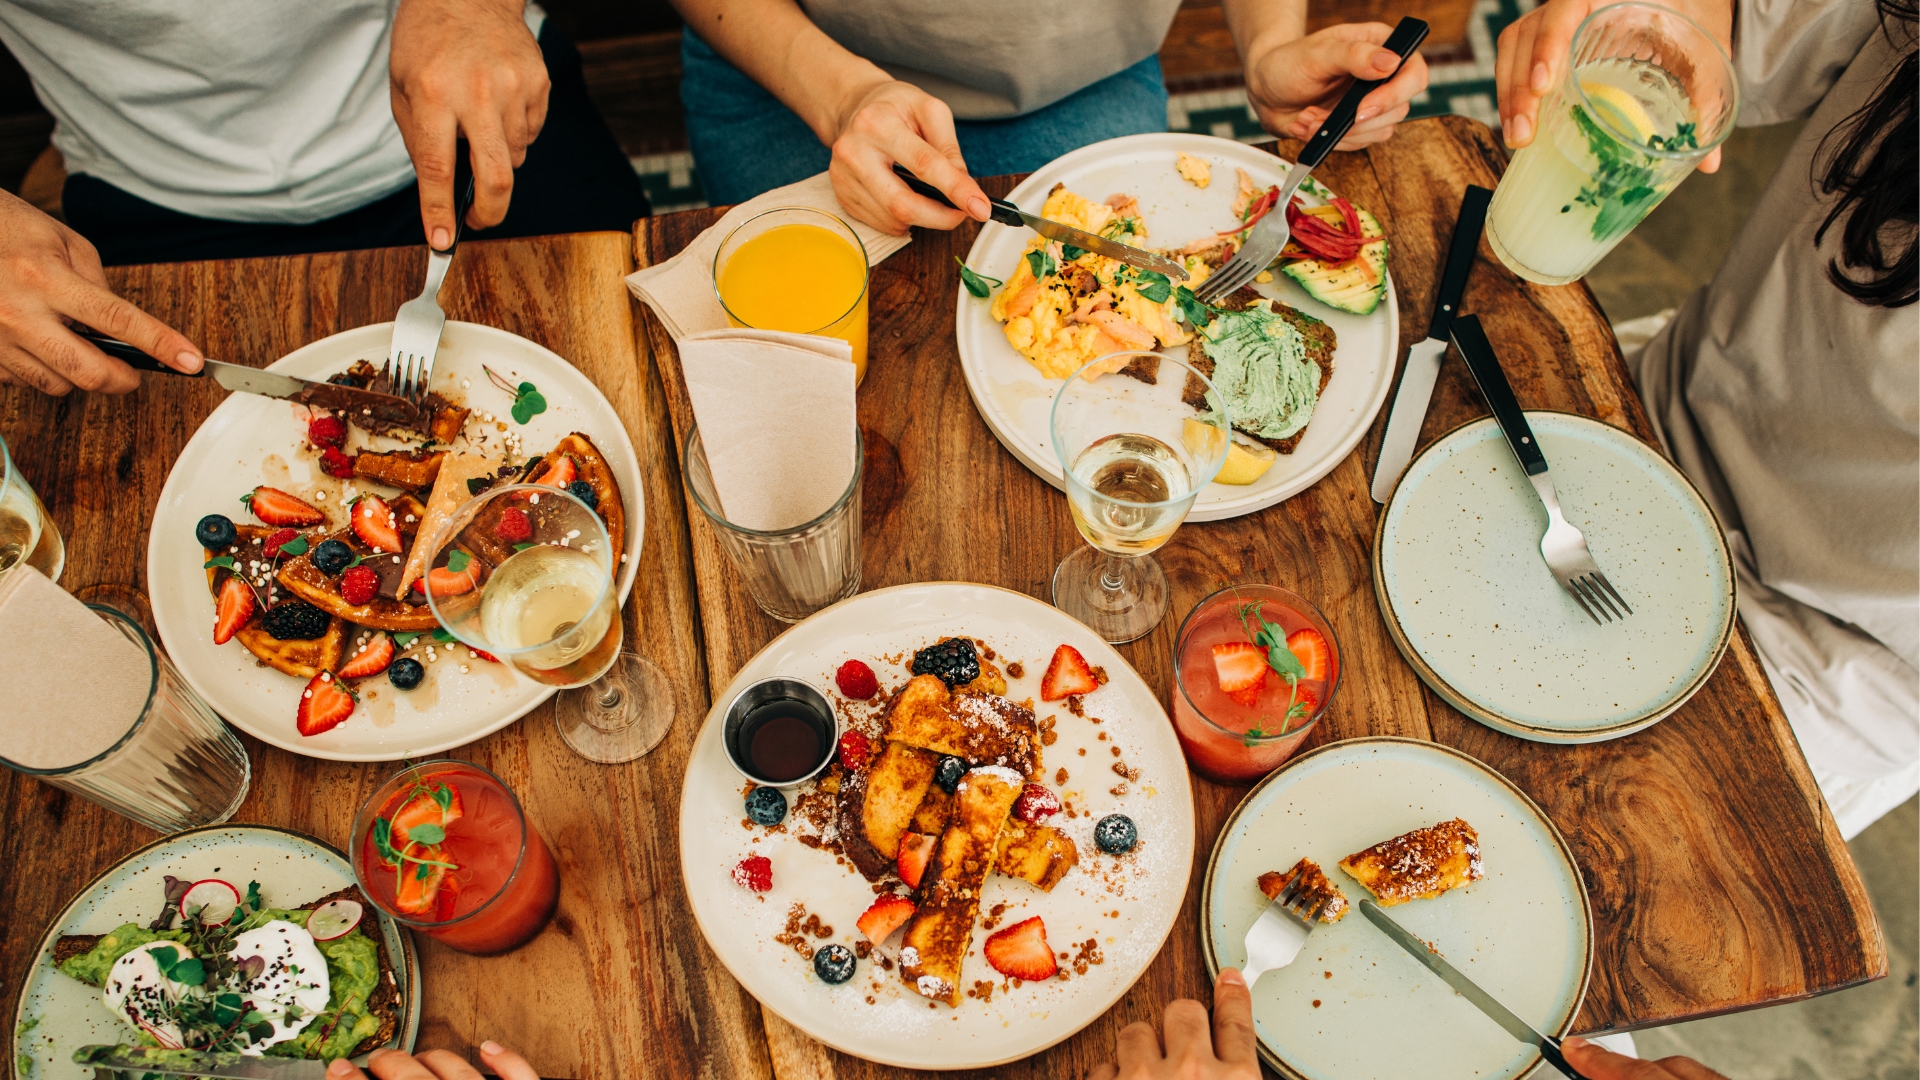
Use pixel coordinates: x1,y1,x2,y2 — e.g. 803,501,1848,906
634,117,1886,1079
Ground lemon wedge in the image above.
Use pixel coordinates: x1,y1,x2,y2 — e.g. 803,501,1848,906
1184,419,1277,485
1580,80,1658,144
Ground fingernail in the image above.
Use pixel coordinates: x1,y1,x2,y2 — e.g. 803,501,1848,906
966,197,991,221
1531,62,1551,92
1376,49,1399,72
1357,106,1380,122
481,1041,504,1056
1510,114,1532,144
175,350,203,372
1561,1037,1588,1051
327,1061,353,1077
431,227,451,249
1220,968,1247,987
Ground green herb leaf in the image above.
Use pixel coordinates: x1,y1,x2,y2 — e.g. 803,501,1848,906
243,881,262,913
1134,270,1173,303
149,946,179,970
204,555,236,570
509,380,547,425
169,957,206,986
1025,248,1056,281
431,627,456,644
953,257,1002,298
1061,244,1086,262
1570,106,1666,242
407,823,447,845
277,535,309,558
432,783,453,811
373,817,397,862
392,631,421,648
447,550,471,573
1175,286,1214,328
238,492,254,508
415,862,432,881
513,541,536,552
467,477,492,496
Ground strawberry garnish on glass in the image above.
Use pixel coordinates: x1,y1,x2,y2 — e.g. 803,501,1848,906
1224,601,1330,741
373,779,465,918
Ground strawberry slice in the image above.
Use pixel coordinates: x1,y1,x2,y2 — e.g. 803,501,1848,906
530,455,577,489
393,861,450,918
246,487,324,527
212,576,255,645
390,780,465,847
1285,628,1332,682
425,563,479,597
1212,641,1270,707
1039,644,1098,701
351,494,403,553
295,672,355,736
983,916,1058,981
339,632,395,679
896,832,936,889
856,895,916,944
1291,683,1323,718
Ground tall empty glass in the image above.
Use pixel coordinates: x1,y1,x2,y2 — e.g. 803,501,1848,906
0,430,64,581
1487,2,1738,284
1050,351,1231,643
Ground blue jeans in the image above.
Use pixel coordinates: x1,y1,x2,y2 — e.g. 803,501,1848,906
680,29,1169,206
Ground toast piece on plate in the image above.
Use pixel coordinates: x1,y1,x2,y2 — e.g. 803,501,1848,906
900,766,1023,1005
1182,286,1336,455
836,740,940,880
993,820,1078,892
1257,858,1349,922
1339,818,1484,906
884,674,1040,778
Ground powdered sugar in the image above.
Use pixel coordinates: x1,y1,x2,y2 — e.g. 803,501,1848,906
958,764,1024,791
916,975,951,998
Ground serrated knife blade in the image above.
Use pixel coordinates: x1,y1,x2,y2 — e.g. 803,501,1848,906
76,1045,328,1079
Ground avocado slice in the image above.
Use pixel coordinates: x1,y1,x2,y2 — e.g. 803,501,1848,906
1278,205,1389,316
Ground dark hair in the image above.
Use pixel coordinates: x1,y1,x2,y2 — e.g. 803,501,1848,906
1812,0,1917,308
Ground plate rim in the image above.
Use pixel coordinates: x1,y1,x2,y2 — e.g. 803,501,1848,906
676,579,1198,1070
1197,735,1594,1080
953,131,1400,522
10,821,422,1070
1373,411,1737,744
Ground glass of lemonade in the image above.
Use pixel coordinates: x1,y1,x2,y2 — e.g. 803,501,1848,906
714,207,872,384
1049,350,1231,643
0,430,64,581
423,484,676,764
1486,2,1738,285
1171,584,1340,784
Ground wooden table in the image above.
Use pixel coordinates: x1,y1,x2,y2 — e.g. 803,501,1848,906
0,115,1882,1080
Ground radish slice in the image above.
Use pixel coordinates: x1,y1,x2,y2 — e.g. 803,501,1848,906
306,899,363,941
179,879,240,925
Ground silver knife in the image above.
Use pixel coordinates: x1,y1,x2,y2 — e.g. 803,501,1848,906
1369,184,1492,504
892,164,1190,281
1359,901,1593,1079
77,328,423,426
75,1045,328,1079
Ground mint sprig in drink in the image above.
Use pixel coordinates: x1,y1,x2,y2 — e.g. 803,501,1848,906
1487,3,1737,285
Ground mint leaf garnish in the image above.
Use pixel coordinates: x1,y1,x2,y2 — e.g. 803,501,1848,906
1134,270,1172,303
407,823,447,845
1025,248,1056,281
204,555,236,570
447,550,471,573
954,257,1002,298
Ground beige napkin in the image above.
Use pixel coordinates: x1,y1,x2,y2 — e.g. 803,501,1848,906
0,567,153,770
625,171,911,340
680,329,858,531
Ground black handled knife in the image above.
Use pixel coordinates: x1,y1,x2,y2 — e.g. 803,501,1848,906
77,328,422,426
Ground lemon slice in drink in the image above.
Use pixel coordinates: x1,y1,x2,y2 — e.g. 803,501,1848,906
1580,80,1659,144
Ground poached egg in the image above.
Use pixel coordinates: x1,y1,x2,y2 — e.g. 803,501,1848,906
230,920,332,1053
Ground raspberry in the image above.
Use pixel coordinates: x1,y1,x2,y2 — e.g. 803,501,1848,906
339,566,379,606
835,659,879,700
732,855,772,893
319,446,355,479
837,730,873,772
308,415,347,449
493,507,533,543
1013,783,1062,824
263,529,298,557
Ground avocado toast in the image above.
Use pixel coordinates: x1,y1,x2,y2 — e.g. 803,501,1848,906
1182,285,1336,455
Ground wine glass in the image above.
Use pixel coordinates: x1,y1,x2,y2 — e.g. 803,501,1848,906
422,484,674,763
1049,350,1231,643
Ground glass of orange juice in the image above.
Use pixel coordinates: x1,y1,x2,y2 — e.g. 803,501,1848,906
712,207,871,384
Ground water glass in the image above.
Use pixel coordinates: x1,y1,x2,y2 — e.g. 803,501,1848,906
0,430,64,581
684,423,863,623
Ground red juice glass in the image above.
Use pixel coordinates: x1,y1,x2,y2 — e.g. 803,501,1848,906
351,759,559,955
1170,584,1341,784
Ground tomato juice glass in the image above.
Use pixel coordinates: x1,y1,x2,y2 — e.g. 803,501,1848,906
1171,584,1341,784
351,759,559,955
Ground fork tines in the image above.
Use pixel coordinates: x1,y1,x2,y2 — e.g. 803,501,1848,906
1566,571,1633,624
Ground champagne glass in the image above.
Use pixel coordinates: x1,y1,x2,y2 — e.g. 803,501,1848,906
1049,351,1231,643
0,430,63,581
422,484,674,763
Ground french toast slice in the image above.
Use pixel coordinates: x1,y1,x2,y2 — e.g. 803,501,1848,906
1339,819,1484,906
202,525,347,677
884,674,1040,778
993,820,1078,892
900,766,1023,1005
1258,858,1349,923
910,784,953,835
855,741,938,868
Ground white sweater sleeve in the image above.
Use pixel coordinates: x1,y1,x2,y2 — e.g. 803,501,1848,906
1733,0,1886,125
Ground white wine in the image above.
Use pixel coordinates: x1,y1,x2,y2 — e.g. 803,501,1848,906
1067,433,1191,556
0,480,62,579
478,545,621,686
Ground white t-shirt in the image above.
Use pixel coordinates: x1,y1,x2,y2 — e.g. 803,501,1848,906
0,1,542,224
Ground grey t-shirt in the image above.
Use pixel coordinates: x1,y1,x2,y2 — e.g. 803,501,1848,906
801,0,1182,119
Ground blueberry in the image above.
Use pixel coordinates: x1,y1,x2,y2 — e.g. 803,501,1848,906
911,637,980,688
813,944,856,984
387,657,425,691
1094,814,1138,855
932,755,967,795
745,786,788,826
566,480,599,511
196,514,236,551
311,539,354,576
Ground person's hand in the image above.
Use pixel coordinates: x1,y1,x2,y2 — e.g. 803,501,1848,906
324,1041,539,1080
826,78,993,237
390,0,551,248
0,190,201,395
1086,968,1261,1080
1495,0,1728,172
1561,1036,1731,1080
1244,23,1430,149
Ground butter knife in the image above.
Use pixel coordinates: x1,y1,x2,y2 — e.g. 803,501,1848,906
1359,901,1592,1079
77,328,422,426
75,1045,327,1079
1369,184,1492,503
892,164,1190,281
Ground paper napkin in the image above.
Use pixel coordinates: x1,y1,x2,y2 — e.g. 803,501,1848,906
0,567,153,770
679,329,858,532
626,171,911,340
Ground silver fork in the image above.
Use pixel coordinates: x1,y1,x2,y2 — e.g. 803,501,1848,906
385,148,476,409
1241,872,1339,989
1451,315,1632,624
1194,16,1429,303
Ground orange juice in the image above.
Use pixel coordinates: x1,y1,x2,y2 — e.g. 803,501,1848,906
717,221,870,383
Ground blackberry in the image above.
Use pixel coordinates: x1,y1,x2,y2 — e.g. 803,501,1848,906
261,601,330,640
566,480,599,511
932,755,967,795
745,786,788,826
1093,814,1138,855
812,944,856,984
387,657,425,691
311,538,354,576
911,637,979,688
196,514,236,551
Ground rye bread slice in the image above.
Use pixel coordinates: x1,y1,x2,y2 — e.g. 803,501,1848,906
1182,286,1336,454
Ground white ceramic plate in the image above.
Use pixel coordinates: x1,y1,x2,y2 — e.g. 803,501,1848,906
1202,738,1591,1080
955,132,1400,521
678,583,1195,1069
148,322,644,762
1375,413,1735,743
13,824,421,1078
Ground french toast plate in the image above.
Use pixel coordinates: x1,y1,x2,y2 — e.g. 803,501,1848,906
1203,738,1592,1080
679,583,1195,1069
954,132,1399,521
13,824,421,1079
148,322,643,761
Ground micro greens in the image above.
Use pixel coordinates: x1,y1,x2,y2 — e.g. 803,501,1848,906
1570,105,1666,242
204,555,236,570
1133,270,1173,304
1233,598,1314,742
953,258,1002,298
1061,244,1086,262
447,550,471,574
484,364,547,424
1025,248,1057,281
276,535,310,558
1175,285,1214,328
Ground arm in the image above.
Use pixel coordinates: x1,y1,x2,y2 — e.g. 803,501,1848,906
668,0,991,235
1223,0,1431,148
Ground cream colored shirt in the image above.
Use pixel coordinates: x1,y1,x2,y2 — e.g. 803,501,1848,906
1631,0,1918,781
